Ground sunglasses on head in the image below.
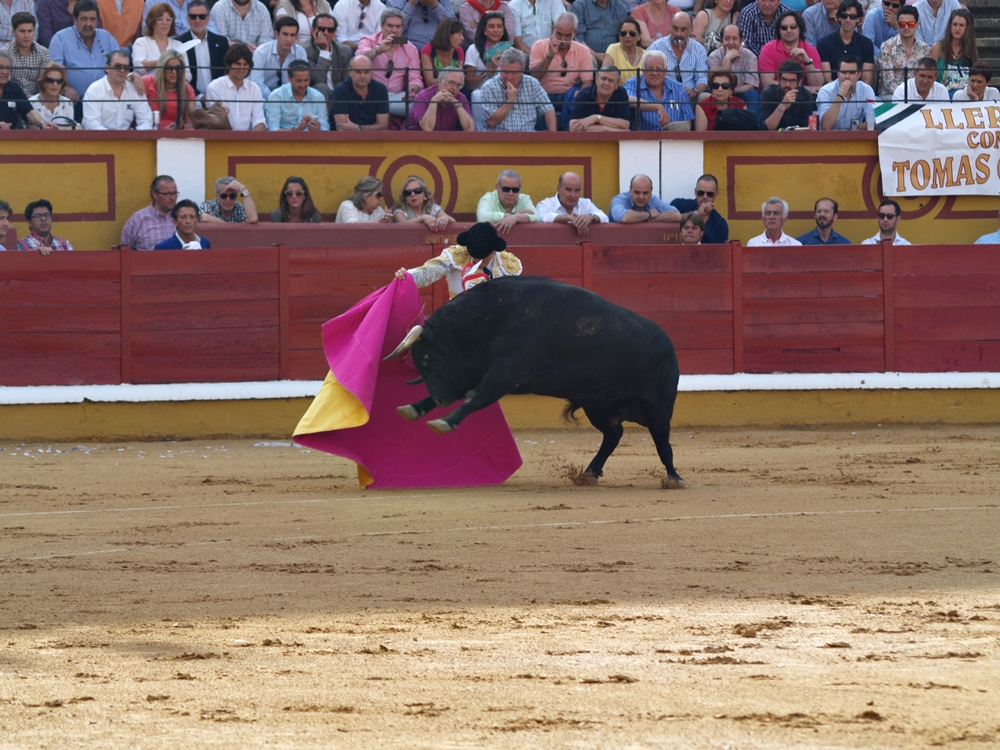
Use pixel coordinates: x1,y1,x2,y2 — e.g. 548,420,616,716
219,191,238,199
897,19,916,27
710,82,731,90
838,12,860,19
188,12,207,19
285,190,304,197
620,29,637,37
878,212,897,220
696,189,716,197
500,186,520,193
403,187,424,197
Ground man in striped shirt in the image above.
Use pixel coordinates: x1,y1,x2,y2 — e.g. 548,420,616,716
2,12,50,95
738,0,791,57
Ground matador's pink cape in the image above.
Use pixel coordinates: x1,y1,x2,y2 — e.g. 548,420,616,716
292,276,522,489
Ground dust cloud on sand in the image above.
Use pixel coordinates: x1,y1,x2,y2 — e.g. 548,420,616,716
1,427,998,748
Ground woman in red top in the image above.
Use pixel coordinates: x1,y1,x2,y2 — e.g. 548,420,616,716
695,69,744,131
142,50,195,130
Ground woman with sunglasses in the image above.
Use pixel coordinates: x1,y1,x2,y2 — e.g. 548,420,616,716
28,62,74,128
133,3,186,75
465,11,511,90
392,176,454,230
694,68,744,130
271,176,323,223
631,0,682,49
421,19,466,88
337,176,392,223
758,10,823,90
142,49,195,129
602,18,645,83
276,0,333,47
930,9,977,94
692,0,737,53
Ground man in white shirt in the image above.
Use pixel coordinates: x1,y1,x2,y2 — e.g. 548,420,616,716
892,56,949,103
250,16,307,99
205,43,266,130
536,172,608,236
333,0,386,50
509,0,563,48
953,65,1000,102
861,199,910,245
82,49,153,130
747,197,802,246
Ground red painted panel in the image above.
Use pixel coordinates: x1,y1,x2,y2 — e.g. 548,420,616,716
130,300,280,331
516,246,586,279
742,246,882,274
288,349,330,380
895,341,1000,372
0,251,120,277
894,308,1000,342
130,248,279,276
0,357,122,386
743,271,883,300
4,306,121,333
289,248,432,273
289,271,390,298
592,245,732,274
893,246,1000,275
288,294,378,323
130,355,280,384
591,273,733,312
744,297,884,325
3,279,121,305
676,349,734,375
744,321,884,348
744,346,885,373
893,274,1000,308
644,311,734,349
0,332,121,356
130,273,279,304
131,327,279,357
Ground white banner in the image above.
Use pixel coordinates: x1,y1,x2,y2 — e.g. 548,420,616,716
877,102,1000,197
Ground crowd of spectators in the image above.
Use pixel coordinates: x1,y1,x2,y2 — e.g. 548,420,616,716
0,0,987,132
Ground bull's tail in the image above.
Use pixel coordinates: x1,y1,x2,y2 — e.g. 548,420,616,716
563,401,583,423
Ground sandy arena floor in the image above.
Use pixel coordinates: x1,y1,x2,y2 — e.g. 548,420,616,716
1,425,998,749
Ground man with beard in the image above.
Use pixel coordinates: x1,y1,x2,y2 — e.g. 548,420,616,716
49,0,118,106
647,12,707,101
210,0,274,51
759,59,815,130
797,197,850,245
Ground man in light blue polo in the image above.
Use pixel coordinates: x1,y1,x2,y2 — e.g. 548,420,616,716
265,60,330,131
816,55,874,130
48,0,118,103
861,0,901,49
610,174,675,224
647,12,707,101
250,15,306,99
974,211,1000,245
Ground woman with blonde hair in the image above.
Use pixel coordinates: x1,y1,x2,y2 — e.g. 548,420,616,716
132,3,185,74
271,176,323,223
392,176,453,230
28,62,75,128
337,176,392,223
142,50,195,129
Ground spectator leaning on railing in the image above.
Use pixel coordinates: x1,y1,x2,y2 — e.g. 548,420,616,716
392,175,455,229
337,176,392,223
566,64,631,132
610,173,675,224
536,171,608,237
2,12,51,96
265,58,330,129
476,169,539,235
205,43,266,130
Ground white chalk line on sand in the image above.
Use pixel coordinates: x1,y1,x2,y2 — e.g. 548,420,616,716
4,503,996,563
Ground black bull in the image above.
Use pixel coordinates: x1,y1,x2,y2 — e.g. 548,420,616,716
385,276,684,487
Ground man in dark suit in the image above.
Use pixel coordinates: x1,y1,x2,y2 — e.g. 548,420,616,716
177,0,229,99
306,13,352,103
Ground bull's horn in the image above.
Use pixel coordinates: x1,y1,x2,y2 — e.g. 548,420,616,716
383,325,424,360
405,376,424,385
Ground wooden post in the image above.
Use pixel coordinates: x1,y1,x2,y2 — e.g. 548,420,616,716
882,239,895,372
581,240,593,290
119,245,131,385
278,243,290,380
731,240,744,374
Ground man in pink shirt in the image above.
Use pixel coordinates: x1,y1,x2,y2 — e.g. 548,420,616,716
528,12,594,128
357,7,421,117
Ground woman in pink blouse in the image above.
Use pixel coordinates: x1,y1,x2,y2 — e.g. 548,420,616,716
757,10,824,91
632,0,682,49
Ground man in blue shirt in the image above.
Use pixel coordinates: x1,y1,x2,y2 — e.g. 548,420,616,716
610,174,673,223
623,50,694,131
666,174,729,244
250,16,307,99
816,55,874,130
803,0,838,47
974,211,1000,245
647,12,708,100
48,0,118,104
797,197,851,245
265,60,330,130
861,0,900,49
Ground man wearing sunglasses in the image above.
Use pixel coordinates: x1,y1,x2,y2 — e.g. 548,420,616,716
200,176,258,224
332,0,385,50
16,199,74,254
82,49,154,130
861,0,901,49
817,0,874,86
176,0,228,98
877,6,928,98
861,199,909,246
476,169,540,235
664,175,729,244
306,14,352,99
528,13,594,116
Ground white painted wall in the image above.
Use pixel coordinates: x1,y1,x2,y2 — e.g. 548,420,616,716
156,139,206,204
659,140,705,204
618,141,661,196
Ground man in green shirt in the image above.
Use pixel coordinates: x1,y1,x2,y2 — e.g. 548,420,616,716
475,169,540,235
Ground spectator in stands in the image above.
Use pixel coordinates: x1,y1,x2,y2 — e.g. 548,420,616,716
630,0,678,50
797,197,850,244
307,14,351,99
357,8,422,118
337,176,392,223
200,176,259,224
0,50,45,128
665,174,728,243
528,12,595,118
861,199,909,245
610,173,674,223
3,13,52,96
574,0,628,60
154,199,211,249
693,0,738,53
29,61,74,126
272,176,323,222
695,68,745,130
648,12,709,100
331,55,390,130
707,24,760,106
738,0,790,58
250,16,307,99
803,0,837,48
177,0,229,100
121,175,178,249
747,197,801,246
912,0,960,48
567,64,631,131
878,6,929,98
602,17,645,83
94,0,142,46
0,199,10,250
420,18,464,88
465,11,510,91
861,0,900,50
480,47,556,131
274,0,333,47
82,49,154,129
954,65,999,102
0,0,32,45
759,59,815,129
892,55,948,102
37,0,86,48
143,50,195,129
679,211,705,244
817,0,874,86
387,0,456,51
930,9,976,94
410,67,474,130
133,3,183,74
392,175,454,229
758,11,822,90
458,0,522,51
49,0,119,106
509,0,563,50
205,43,266,130
537,171,608,236
816,55,873,129
476,169,540,234
16,199,73,253
266,58,330,130
973,210,1000,245
624,50,695,131
211,0,274,51
333,0,385,50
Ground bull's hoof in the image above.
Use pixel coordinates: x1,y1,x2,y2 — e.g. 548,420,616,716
396,404,420,421
562,465,599,486
661,475,687,490
427,419,453,434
